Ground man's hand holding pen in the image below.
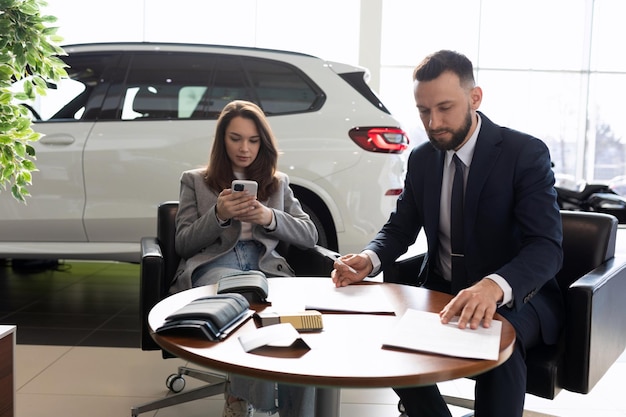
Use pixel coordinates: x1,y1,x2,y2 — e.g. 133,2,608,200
330,253,372,287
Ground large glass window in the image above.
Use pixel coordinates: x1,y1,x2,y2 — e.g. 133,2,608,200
39,0,625,185
380,0,626,185
588,73,626,180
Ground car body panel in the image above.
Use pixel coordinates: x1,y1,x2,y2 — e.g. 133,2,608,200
1,42,408,262
0,121,93,241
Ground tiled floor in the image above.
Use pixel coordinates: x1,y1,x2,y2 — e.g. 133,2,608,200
2,252,626,417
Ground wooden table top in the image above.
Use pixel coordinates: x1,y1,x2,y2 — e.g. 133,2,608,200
149,277,515,388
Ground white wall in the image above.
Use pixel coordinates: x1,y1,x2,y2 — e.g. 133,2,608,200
43,0,362,65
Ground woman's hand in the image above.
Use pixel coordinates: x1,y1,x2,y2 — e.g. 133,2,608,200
216,188,256,221
235,199,273,227
216,188,273,226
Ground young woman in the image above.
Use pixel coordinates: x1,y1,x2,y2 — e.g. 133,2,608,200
171,100,318,417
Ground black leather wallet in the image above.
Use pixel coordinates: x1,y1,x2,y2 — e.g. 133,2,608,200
155,293,252,341
217,270,269,303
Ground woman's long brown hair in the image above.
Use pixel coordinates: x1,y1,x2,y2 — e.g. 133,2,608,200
204,100,279,201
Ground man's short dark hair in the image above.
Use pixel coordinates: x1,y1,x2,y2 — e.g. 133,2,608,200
413,50,475,88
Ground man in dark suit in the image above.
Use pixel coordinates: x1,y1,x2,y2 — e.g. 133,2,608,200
331,50,564,417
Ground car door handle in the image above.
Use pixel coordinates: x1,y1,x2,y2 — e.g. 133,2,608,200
39,134,76,145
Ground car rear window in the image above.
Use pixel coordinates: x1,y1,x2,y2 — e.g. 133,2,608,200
339,72,391,115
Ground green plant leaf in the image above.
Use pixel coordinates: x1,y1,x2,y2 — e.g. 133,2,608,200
22,159,36,170
2,143,13,159
0,0,65,202
16,170,31,185
13,140,26,157
19,1,39,15
11,184,26,202
25,143,36,156
0,65,13,80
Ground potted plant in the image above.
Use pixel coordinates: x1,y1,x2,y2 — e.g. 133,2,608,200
0,0,67,201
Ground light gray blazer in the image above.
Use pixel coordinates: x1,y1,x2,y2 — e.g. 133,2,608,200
169,168,318,293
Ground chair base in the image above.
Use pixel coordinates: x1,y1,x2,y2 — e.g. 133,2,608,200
131,366,226,417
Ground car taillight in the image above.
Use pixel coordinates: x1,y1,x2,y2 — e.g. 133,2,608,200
385,189,403,196
348,127,409,153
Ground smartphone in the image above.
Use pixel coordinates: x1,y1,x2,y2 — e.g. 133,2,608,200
231,180,258,198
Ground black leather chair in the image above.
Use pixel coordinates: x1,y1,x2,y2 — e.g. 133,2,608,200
132,201,339,416
385,210,626,416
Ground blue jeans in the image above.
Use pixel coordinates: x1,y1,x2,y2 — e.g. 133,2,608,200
192,240,315,416
192,240,263,287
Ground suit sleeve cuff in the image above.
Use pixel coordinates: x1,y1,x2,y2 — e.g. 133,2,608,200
486,273,513,307
363,249,381,276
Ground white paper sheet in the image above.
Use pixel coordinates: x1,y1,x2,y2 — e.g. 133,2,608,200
383,309,502,360
239,323,305,352
269,281,396,314
303,283,396,314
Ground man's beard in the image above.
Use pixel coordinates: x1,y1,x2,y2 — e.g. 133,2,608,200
427,110,473,151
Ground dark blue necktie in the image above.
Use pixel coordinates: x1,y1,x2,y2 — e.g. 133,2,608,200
451,154,466,293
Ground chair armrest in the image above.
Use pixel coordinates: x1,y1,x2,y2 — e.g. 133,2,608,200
383,253,426,285
287,245,339,277
140,237,164,351
563,255,626,393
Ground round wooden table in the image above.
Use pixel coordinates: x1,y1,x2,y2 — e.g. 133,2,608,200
149,277,515,417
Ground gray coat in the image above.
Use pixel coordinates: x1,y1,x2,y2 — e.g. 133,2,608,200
169,168,318,293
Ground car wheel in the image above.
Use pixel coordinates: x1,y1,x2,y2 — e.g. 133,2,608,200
301,203,329,249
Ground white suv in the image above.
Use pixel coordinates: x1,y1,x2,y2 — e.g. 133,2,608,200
2,42,409,263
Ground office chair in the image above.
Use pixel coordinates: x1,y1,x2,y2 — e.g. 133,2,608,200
132,201,338,416
385,210,626,417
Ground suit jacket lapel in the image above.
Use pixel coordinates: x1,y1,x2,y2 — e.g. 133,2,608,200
465,114,502,230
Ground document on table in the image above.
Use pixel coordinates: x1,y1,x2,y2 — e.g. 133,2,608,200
269,282,396,314
304,283,396,314
382,309,502,360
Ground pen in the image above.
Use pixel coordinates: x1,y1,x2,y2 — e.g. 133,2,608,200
324,253,358,274
334,257,358,274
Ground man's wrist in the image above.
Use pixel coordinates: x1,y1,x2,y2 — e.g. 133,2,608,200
362,249,380,276
485,274,512,306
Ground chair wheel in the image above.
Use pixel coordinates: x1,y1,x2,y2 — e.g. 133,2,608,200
398,399,405,413
166,373,186,393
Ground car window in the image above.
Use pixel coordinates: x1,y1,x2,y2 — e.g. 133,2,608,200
16,49,325,123
120,53,213,120
339,71,391,115
243,57,323,114
15,54,114,122
116,52,323,121
205,55,254,117
13,77,86,121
